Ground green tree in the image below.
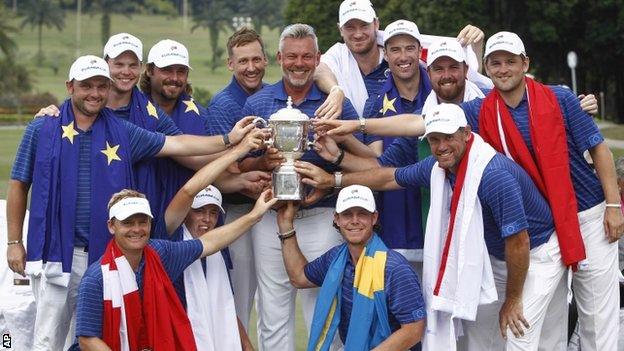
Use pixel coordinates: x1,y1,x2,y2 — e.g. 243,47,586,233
19,0,65,63
242,0,285,35
0,3,17,57
284,0,341,51
191,0,235,72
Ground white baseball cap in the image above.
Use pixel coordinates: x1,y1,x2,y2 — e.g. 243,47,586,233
383,20,422,45
423,103,468,137
338,0,376,28
109,197,153,221
427,39,466,67
336,185,376,214
103,32,143,61
68,55,112,81
191,186,225,213
147,39,192,69
484,31,526,59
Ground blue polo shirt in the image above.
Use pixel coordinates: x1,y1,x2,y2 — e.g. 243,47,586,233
362,60,390,97
241,80,362,208
395,154,554,260
207,77,267,205
208,77,266,136
359,67,432,254
75,239,203,340
304,244,425,349
11,116,166,247
461,85,604,211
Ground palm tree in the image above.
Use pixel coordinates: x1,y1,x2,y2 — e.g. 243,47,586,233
192,0,235,72
20,0,65,63
0,8,17,58
87,0,138,46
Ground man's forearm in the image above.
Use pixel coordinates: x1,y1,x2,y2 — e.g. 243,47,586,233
372,321,424,351
339,151,381,172
165,150,241,234
504,231,530,301
280,235,314,289
363,114,425,137
78,336,112,351
160,135,226,159
342,167,401,191
313,62,339,93
589,142,620,204
6,180,29,241
199,211,261,257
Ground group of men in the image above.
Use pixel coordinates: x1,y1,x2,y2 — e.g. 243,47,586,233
5,0,619,350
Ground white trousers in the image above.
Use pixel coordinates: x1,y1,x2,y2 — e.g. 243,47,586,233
459,232,567,351
224,203,257,331
569,203,620,351
31,247,88,351
251,207,343,351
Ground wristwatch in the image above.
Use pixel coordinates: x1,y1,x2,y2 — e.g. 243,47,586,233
222,133,231,148
358,117,366,134
334,171,343,188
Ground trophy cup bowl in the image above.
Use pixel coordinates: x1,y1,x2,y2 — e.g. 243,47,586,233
253,97,314,200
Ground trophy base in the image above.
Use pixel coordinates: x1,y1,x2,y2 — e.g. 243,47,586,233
273,165,302,200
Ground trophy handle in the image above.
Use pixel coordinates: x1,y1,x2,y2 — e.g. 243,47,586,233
252,117,274,146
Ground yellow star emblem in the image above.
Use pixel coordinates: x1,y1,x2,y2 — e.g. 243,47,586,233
381,94,397,115
182,99,199,115
101,142,121,165
146,101,158,119
61,122,80,144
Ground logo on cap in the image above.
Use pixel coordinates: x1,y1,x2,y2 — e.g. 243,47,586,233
351,189,358,194
122,35,129,39
90,59,97,64
496,34,504,39
349,1,356,5
440,41,447,46
171,46,177,51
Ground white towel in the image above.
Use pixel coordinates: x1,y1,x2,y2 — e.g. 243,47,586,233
182,225,242,351
321,31,385,117
422,133,498,351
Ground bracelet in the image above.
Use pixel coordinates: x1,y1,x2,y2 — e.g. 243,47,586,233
330,85,342,94
222,133,232,148
606,203,622,208
277,229,296,242
7,240,22,245
332,149,345,166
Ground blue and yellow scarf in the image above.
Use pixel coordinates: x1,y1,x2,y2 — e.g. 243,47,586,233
308,234,391,351
28,99,134,274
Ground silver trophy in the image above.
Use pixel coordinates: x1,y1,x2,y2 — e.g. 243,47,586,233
254,97,314,200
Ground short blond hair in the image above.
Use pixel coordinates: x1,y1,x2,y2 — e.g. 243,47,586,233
107,189,146,211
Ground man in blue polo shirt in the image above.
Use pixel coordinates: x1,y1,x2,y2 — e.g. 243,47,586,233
207,27,269,332
277,185,425,350
460,31,623,351
300,103,567,350
4,55,259,351
240,23,366,350
74,185,276,350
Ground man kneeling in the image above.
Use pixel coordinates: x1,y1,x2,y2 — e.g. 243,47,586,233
277,185,425,350
74,188,276,350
